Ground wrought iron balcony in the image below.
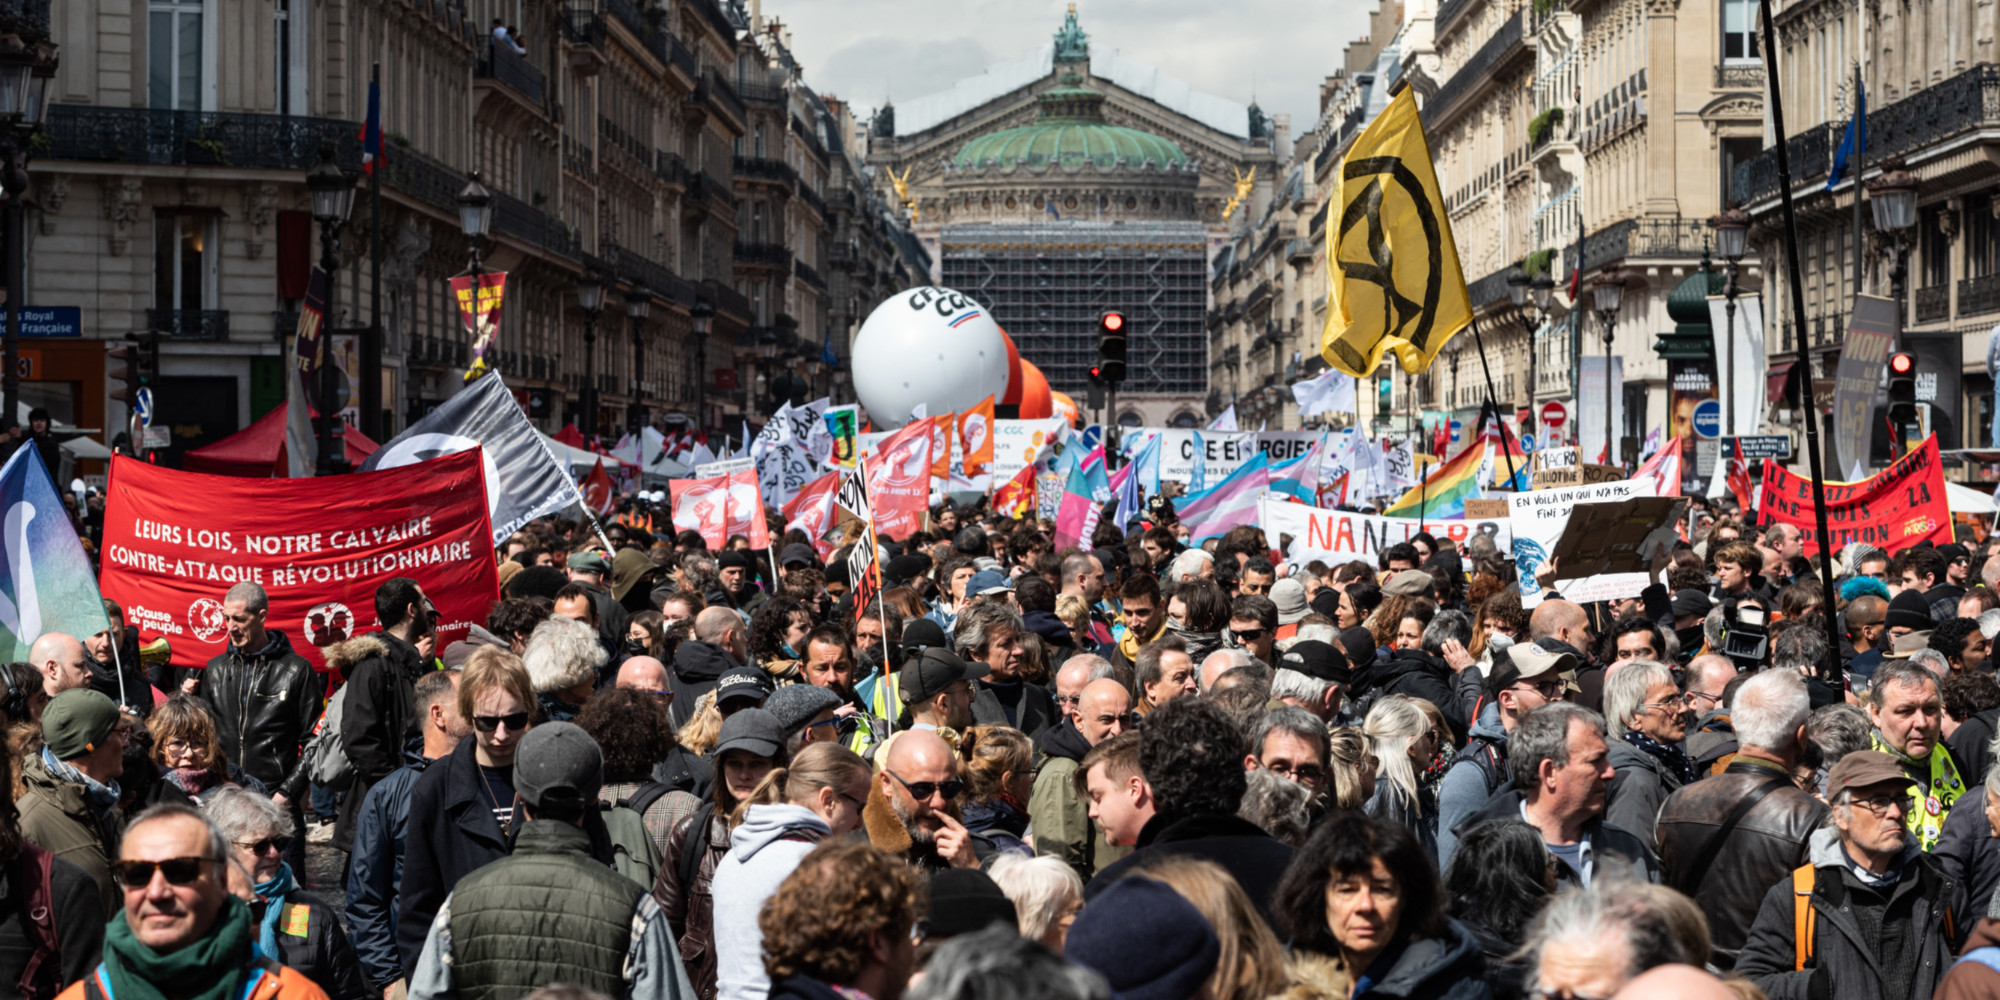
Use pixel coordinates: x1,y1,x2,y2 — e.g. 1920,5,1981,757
654,149,688,186
733,155,798,189
794,258,825,290
0,0,51,37
601,117,648,166
697,69,747,130
1562,215,1711,274
492,190,580,262
1428,10,1525,123
1466,266,1514,308
797,184,826,219
738,81,786,106
657,31,698,81
44,105,355,170
562,7,605,48
604,242,698,307
1961,272,2000,316
148,309,229,341
734,241,793,269
477,40,546,107
600,0,649,39
1916,284,1949,323
682,0,736,43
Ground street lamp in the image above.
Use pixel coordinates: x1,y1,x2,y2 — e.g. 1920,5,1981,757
1867,159,1919,322
457,172,493,274
627,282,651,434
0,42,56,438
690,299,714,435
1712,204,1751,437
576,273,605,438
305,145,358,475
1591,268,1625,464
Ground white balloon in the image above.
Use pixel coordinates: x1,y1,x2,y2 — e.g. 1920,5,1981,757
851,286,1011,428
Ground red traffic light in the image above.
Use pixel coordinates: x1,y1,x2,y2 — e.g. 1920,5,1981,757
1889,352,1915,375
1100,311,1125,333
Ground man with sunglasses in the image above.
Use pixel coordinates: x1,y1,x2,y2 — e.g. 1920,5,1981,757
872,731,981,871
1435,642,1571,870
1225,595,1277,667
1735,750,1967,999
73,804,326,1000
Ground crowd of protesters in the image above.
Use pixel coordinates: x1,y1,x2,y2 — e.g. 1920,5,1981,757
12,489,2000,1000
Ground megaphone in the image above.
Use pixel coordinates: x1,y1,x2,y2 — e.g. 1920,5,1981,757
139,637,173,668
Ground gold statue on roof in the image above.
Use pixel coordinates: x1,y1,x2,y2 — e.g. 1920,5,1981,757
1222,165,1257,220
888,165,919,221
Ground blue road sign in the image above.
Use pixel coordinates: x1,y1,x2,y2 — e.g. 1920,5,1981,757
134,388,154,429
1692,399,1722,439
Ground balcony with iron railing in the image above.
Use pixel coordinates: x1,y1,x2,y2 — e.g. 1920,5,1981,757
493,190,581,262
148,309,229,341
682,0,736,43
599,0,648,39
734,242,793,269
654,149,688,186
1916,284,1949,323
697,69,747,131
561,7,605,49
733,155,797,189
478,40,546,107
794,258,825,290
44,105,355,170
797,183,826,219
1561,215,1712,274
603,242,698,307
1963,272,2000,316
1427,10,1524,123
737,80,786,106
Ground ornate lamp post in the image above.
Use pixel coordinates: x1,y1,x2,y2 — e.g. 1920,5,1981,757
690,299,714,435
0,42,52,432
1866,159,1919,333
576,273,605,437
306,147,357,475
1591,267,1626,463
1713,204,1751,436
627,282,650,433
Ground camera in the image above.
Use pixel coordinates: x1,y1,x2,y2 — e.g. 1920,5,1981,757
1718,597,1768,668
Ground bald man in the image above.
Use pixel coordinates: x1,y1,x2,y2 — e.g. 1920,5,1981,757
1031,677,1133,880
615,656,671,696
30,632,88,699
667,607,749,727
1200,648,1252,695
1845,593,1889,683
619,654,713,799
1530,599,1602,711
1682,653,1740,766
875,730,979,870
1054,655,1112,726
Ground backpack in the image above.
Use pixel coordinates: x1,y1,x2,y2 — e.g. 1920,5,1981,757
15,844,58,1000
1789,864,1957,971
301,684,356,792
602,781,674,888
675,802,717,894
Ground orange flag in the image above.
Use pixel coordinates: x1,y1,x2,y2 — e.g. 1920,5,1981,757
992,462,1038,519
960,395,995,476
930,412,956,481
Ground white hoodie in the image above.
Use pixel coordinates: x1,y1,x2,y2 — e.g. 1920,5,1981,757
711,803,832,1000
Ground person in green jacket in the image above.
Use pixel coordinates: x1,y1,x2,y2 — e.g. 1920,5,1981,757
1029,678,1131,881
19,688,128,917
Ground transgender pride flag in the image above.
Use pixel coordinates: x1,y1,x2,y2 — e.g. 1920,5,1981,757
0,445,110,661
1175,451,1270,543
1052,449,1102,551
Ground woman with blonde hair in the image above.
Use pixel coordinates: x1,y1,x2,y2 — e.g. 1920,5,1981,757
987,854,1083,952
1326,726,1377,812
1364,695,1441,861
957,724,1034,857
711,742,873,1000
677,690,722,756
1133,855,1291,1000
149,694,266,801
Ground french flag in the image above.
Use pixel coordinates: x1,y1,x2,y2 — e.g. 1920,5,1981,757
358,81,384,174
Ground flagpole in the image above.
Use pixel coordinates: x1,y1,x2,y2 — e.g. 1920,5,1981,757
1468,313,1520,489
1850,60,1865,308
1760,0,1845,684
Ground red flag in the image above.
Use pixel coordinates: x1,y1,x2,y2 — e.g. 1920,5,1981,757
784,470,842,559
930,412,956,481
992,463,1038,519
670,469,768,550
580,459,616,516
866,418,933,540
1727,439,1756,514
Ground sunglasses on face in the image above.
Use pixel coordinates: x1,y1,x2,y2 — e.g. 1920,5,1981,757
473,712,531,733
1230,628,1267,643
115,856,216,887
886,770,965,802
234,835,293,856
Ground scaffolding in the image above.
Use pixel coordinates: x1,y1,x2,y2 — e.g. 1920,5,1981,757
940,221,1209,397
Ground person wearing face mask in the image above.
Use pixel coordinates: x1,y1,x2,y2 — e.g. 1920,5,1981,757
748,599,814,687
709,743,873,1000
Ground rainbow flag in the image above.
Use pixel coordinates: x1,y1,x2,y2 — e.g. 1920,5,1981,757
1383,436,1492,520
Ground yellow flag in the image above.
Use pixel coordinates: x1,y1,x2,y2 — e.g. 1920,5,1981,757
1321,87,1471,378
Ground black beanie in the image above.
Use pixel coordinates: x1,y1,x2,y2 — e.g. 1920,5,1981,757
1887,588,1935,632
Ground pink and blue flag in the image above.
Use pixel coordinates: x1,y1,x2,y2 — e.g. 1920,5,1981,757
1052,449,1102,551
1175,451,1269,543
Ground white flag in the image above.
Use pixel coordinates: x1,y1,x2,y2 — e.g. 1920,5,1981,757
1208,404,1238,432
1291,369,1358,417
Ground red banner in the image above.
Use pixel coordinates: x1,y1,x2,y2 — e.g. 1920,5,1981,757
98,451,499,672
670,469,769,550
866,418,933,540
1757,435,1951,556
784,470,841,559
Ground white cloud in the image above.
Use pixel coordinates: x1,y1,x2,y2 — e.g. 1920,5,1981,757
767,0,1375,138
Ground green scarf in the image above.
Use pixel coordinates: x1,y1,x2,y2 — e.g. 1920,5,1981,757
102,896,258,1000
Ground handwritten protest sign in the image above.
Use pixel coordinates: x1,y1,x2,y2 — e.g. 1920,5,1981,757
1260,497,1512,566
1509,479,1656,609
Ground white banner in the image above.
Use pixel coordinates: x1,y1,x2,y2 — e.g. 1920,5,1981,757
1260,496,1513,567
1707,293,1766,436
1509,478,1656,609
988,417,1071,485
1577,356,1625,464
1155,430,1321,484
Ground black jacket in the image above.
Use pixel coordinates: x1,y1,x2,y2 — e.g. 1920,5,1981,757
1372,650,1468,741
1351,919,1494,1000
333,632,426,854
199,629,321,801
86,636,152,718
1654,756,1829,970
1936,786,2000,929
1453,786,1661,886
344,754,430,989
1085,812,1297,930
970,678,1059,742
670,642,738,729
395,737,619,978
0,849,104,1000
1948,707,1999,788
271,887,369,1000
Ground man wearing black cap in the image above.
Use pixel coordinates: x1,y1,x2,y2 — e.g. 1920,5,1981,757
777,543,819,579
1435,643,1570,869
1270,640,1349,723
1886,588,1937,645
1670,589,1713,660
1933,543,1972,615
897,642,985,735
715,550,767,615
406,723,695,1000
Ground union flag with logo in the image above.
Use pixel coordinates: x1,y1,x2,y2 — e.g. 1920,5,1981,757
669,468,768,550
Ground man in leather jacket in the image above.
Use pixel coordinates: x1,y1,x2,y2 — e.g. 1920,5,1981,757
200,581,322,874
1656,668,1828,971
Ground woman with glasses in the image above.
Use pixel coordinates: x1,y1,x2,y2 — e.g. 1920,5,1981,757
956,725,1035,858
1601,659,1693,853
147,695,267,802
1274,810,1491,1000
577,686,700,858
1363,695,1442,863
657,707,789,998
709,742,871,1000
206,785,367,1000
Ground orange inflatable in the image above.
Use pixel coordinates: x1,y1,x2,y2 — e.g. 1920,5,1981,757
1017,359,1053,419
999,327,1025,407
1050,391,1080,428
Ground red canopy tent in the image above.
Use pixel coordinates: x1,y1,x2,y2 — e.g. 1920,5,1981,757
182,404,379,477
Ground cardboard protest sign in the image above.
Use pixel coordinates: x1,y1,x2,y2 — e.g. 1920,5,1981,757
1509,479,1656,609
99,451,498,672
1260,496,1512,567
1546,496,1687,582
1531,463,1626,489
1462,498,1511,519
1756,435,1951,556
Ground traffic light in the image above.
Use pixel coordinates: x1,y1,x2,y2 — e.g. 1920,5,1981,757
1097,311,1127,384
134,331,161,387
1888,351,1919,443
107,335,143,408
1085,365,1106,409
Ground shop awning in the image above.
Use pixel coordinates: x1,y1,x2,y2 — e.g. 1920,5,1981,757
1766,361,1797,405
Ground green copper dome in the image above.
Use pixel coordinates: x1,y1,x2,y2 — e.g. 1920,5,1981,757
954,74,1189,171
